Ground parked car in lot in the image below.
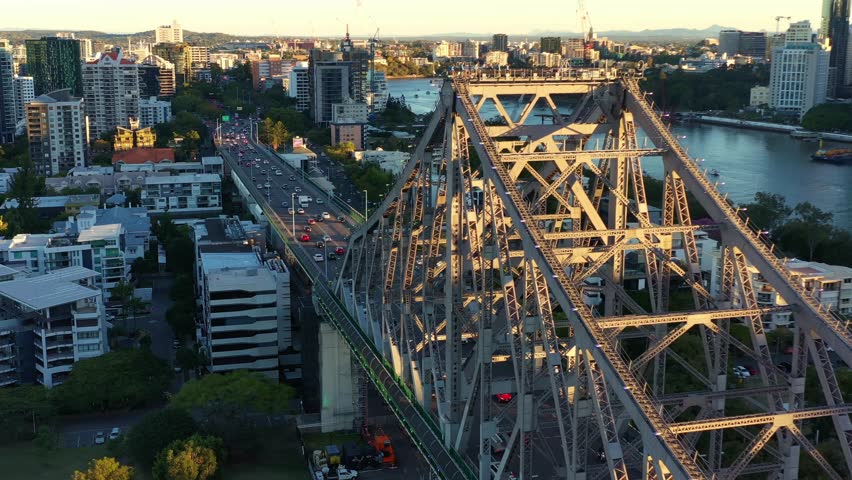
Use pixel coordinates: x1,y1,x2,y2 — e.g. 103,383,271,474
94,432,106,445
109,427,121,440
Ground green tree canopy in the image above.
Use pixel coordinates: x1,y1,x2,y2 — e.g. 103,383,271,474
171,370,295,414
775,202,834,261
802,103,852,133
53,349,172,413
740,192,792,232
0,385,55,442
152,435,224,480
127,408,198,468
4,161,47,235
325,142,356,162
72,457,134,480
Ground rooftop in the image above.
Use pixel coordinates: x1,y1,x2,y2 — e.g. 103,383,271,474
78,224,122,243
32,89,81,104
786,260,852,282
112,148,175,165
194,217,248,244
0,275,99,310
200,252,260,274
39,266,100,283
145,173,220,185
207,265,275,290
1,196,70,210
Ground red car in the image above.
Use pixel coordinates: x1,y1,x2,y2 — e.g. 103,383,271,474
494,393,513,403
335,247,345,255
307,218,316,225
300,234,310,242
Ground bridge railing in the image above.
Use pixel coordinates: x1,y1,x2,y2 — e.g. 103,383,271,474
622,78,852,348
453,79,709,479
221,148,476,480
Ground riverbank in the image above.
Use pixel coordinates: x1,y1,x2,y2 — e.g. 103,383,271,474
679,115,852,144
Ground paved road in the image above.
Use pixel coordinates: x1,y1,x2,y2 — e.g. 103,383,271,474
217,122,434,479
58,408,155,448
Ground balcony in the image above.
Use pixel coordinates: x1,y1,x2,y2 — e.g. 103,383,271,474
0,375,18,387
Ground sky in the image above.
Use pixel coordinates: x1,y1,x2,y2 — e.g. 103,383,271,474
3,0,822,37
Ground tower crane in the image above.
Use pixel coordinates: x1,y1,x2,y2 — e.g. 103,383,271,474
369,28,380,94
577,0,595,63
775,16,791,34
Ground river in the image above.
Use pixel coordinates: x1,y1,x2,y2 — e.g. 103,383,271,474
388,78,852,231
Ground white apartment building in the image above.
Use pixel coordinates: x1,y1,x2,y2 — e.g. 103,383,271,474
141,173,222,214
484,51,509,66
0,266,107,388
138,96,172,128
769,21,830,118
193,217,291,381
210,53,239,70
368,70,388,112
288,62,310,112
76,224,127,296
155,20,183,44
26,89,88,176
331,97,369,124
12,76,34,124
82,49,140,140
188,46,210,80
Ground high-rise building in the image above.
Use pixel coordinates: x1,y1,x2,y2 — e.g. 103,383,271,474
26,89,88,176
78,38,93,61
310,50,349,124
81,49,140,140
141,55,176,97
187,45,210,80
463,40,480,58
822,0,850,95
288,62,311,112
155,20,183,44
718,30,767,58
770,21,830,118
151,43,189,85
25,37,83,96
540,37,562,54
330,97,368,150
492,33,509,52
0,39,15,143
12,76,35,125
343,48,370,104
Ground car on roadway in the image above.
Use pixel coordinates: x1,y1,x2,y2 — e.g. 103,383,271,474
315,215,324,222
313,253,324,262
493,393,513,403
251,176,256,181
289,175,296,181
300,234,311,242
316,198,324,204
316,241,325,248
260,170,266,174
275,170,282,176
328,252,337,261
256,184,264,189
109,427,121,440
307,218,316,225
297,208,305,214
337,215,345,222
281,184,289,190
94,432,106,445
335,247,345,255
321,212,331,219
288,207,295,214
264,182,271,188
323,234,332,242
281,201,289,207
294,187,302,193
304,226,312,232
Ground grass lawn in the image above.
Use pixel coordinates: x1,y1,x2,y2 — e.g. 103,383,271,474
302,431,361,452
0,442,106,480
221,426,308,479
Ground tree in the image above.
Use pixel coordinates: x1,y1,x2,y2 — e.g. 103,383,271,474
260,117,274,144
325,142,356,162
152,435,224,480
0,385,55,443
33,425,59,455
175,345,206,372
4,161,46,235
269,121,288,150
171,371,295,461
740,192,791,232
52,349,172,413
775,202,834,261
72,457,134,480
111,281,135,321
127,408,198,467
166,301,196,340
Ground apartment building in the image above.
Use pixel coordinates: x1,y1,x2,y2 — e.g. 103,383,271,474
12,76,35,124
25,37,83,96
769,21,829,118
0,39,15,143
288,62,310,112
26,89,88,176
330,97,368,150
193,217,290,381
137,97,172,128
155,20,183,44
82,49,141,140
0,266,107,388
140,173,222,215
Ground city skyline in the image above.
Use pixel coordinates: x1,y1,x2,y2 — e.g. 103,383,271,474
2,0,822,38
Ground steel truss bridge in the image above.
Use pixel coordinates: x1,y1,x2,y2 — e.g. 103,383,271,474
332,70,852,480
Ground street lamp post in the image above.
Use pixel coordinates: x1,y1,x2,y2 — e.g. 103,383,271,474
363,190,368,221
324,241,328,278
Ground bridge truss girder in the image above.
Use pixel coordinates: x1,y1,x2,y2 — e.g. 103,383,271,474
340,72,852,480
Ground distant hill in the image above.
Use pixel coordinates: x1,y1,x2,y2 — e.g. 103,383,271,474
0,29,241,47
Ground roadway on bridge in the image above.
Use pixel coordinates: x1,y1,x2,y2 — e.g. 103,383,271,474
217,122,446,480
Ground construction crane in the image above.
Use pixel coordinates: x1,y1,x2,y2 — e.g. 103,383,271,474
578,0,593,42
775,16,791,34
